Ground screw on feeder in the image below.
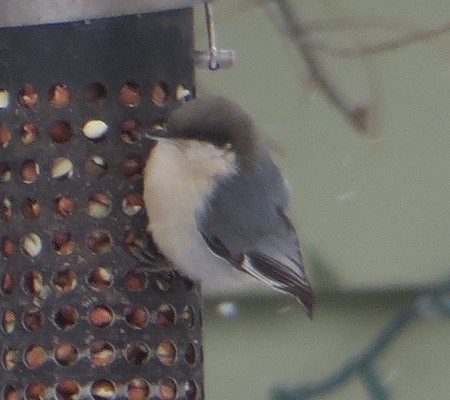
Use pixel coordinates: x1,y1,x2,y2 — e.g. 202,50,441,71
195,2,235,70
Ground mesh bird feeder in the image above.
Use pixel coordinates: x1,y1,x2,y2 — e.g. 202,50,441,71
0,2,203,400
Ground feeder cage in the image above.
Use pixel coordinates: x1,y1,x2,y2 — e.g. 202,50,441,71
0,2,203,400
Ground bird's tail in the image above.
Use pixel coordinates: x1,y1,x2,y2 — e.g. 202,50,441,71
242,251,314,318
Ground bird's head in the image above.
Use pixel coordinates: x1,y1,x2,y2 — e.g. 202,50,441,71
156,96,262,169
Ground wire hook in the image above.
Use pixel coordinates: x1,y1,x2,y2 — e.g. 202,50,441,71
195,2,234,70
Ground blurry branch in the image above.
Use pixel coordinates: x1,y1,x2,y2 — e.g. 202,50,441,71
303,16,422,33
270,0,450,133
311,20,450,57
271,280,450,400
272,0,370,132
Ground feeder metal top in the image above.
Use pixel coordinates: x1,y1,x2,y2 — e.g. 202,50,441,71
0,0,207,27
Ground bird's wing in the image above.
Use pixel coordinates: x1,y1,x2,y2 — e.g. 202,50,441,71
196,150,313,314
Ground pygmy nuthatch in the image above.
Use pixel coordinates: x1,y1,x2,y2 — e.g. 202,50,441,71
141,96,313,317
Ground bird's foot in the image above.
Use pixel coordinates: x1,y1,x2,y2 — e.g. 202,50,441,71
127,232,173,271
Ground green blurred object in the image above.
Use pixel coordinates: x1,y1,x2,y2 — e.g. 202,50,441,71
271,287,450,399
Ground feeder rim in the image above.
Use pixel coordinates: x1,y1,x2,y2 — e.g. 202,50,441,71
0,0,208,28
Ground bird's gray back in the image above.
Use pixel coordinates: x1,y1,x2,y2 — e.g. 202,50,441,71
196,149,292,258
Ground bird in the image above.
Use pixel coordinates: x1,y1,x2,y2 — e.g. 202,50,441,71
139,96,313,317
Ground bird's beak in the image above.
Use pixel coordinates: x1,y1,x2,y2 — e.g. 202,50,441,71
142,125,168,141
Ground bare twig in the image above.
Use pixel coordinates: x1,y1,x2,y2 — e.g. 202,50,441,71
311,20,450,57
273,0,370,132
308,0,383,134
303,16,419,33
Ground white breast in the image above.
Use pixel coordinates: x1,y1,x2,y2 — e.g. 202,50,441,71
143,139,253,292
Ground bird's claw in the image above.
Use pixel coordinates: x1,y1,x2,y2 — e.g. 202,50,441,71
127,233,172,271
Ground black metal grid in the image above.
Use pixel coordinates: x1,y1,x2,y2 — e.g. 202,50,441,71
0,9,202,400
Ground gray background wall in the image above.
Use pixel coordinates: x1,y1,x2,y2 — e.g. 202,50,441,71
195,1,450,398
